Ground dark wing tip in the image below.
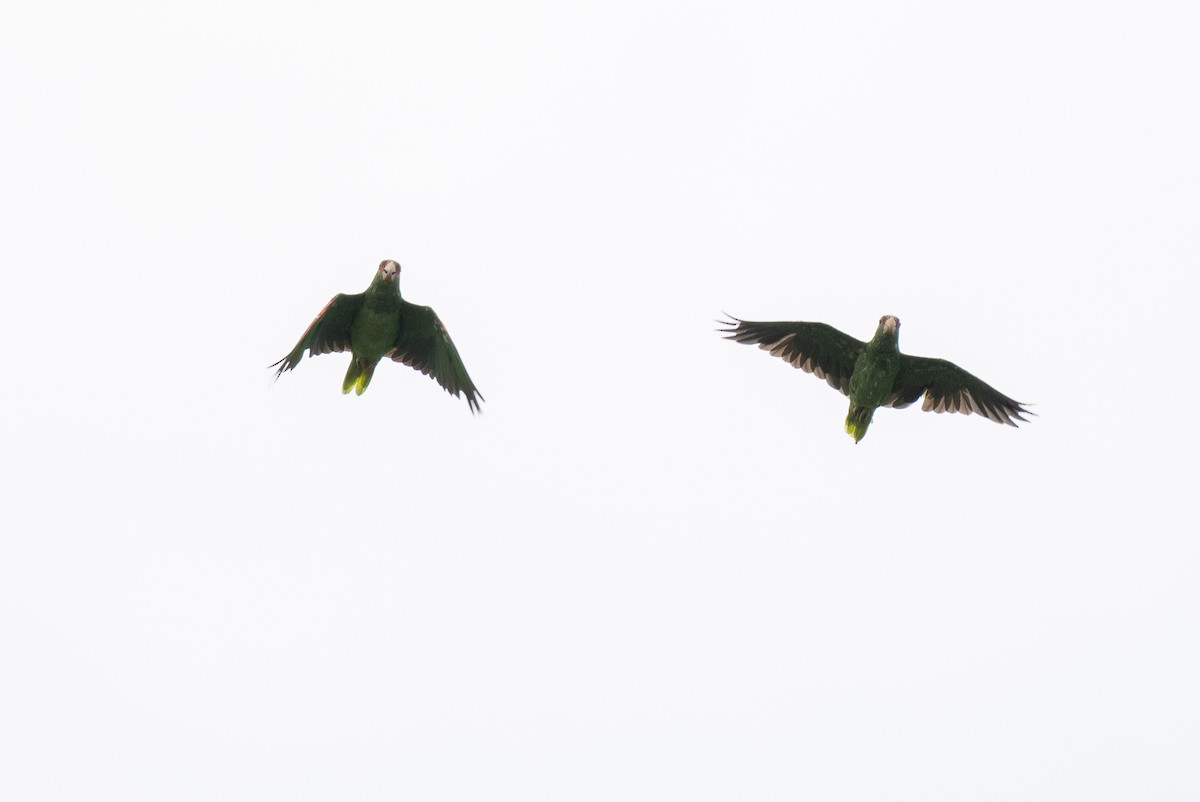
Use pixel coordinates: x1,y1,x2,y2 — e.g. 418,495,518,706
718,315,770,344
460,386,485,415
716,313,743,335
990,394,1035,427
268,355,295,381
1008,401,1036,425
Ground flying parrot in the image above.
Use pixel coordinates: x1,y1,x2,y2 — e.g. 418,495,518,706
272,260,483,413
721,314,1031,442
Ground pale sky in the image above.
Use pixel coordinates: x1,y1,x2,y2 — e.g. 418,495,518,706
2,1,1198,800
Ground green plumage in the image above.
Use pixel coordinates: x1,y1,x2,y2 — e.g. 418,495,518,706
272,260,483,412
721,314,1031,442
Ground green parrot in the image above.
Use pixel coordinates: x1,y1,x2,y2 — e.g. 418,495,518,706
721,314,1031,442
272,259,483,412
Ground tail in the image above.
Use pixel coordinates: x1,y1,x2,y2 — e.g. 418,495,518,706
342,360,377,396
844,405,873,443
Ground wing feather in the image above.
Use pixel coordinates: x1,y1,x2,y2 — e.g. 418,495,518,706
888,355,1032,427
271,293,364,378
719,316,864,396
388,301,484,413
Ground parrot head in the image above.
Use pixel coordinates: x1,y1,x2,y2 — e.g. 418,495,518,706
872,315,900,347
378,259,401,282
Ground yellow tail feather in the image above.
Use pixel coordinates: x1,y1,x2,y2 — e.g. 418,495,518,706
342,365,360,395
844,409,871,443
343,361,375,395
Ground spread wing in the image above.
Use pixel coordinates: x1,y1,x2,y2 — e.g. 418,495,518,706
719,316,864,395
271,293,364,378
886,355,1032,426
388,300,484,413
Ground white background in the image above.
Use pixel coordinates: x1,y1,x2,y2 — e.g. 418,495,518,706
2,1,1198,799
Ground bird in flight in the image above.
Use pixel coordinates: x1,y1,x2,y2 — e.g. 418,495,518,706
272,259,483,413
720,314,1030,442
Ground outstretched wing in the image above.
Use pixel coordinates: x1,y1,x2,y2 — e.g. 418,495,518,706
719,316,865,396
271,293,364,379
388,300,484,413
886,355,1032,426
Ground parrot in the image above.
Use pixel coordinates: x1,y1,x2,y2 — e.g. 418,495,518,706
272,259,483,413
721,314,1030,442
